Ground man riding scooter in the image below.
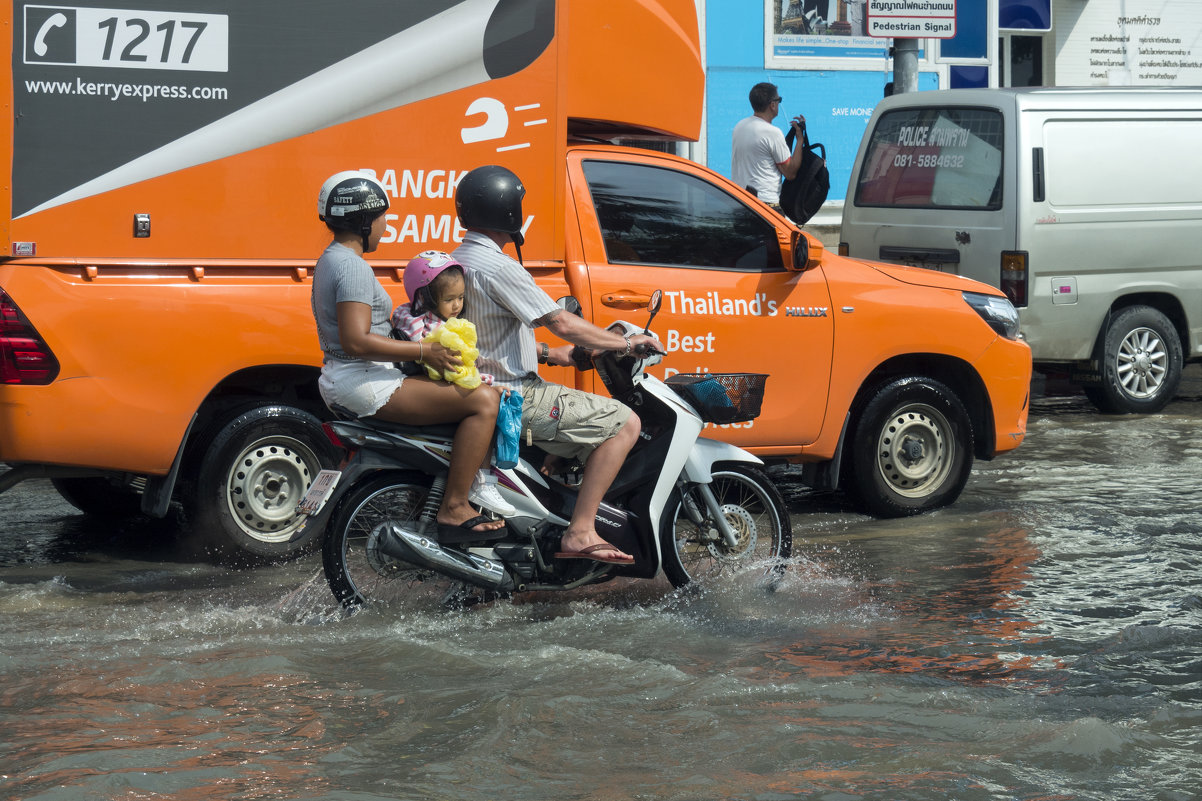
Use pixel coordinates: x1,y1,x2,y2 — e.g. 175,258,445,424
451,165,662,565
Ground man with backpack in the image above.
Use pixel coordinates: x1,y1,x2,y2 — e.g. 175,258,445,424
731,82,807,210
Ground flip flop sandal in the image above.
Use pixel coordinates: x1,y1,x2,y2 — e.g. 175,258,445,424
436,515,506,545
554,542,635,564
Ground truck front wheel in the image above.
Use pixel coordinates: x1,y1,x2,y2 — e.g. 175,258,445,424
187,404,337,563
1083,305,1182,415
845,377,973,518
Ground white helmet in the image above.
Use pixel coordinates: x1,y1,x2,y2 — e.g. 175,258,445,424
317,171,390,252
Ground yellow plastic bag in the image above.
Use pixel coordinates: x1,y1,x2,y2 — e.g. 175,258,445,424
422,317,482,389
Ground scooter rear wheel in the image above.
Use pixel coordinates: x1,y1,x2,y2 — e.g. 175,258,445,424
659,464,791,588
322,471,467,611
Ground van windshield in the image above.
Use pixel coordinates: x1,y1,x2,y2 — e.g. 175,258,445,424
855,107,1003,210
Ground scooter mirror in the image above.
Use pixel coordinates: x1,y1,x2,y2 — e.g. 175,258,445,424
644,289,663,335
648,290,662,313
557,296,583,317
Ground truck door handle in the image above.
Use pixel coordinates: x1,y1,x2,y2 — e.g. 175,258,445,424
601,293,652,307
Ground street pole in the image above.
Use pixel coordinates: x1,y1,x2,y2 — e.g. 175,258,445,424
893,38,920,93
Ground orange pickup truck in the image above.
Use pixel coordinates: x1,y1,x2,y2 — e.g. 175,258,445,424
0,0,1030,561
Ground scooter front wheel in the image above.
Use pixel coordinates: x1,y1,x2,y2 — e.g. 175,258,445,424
322,471,465,611
659,464,791,588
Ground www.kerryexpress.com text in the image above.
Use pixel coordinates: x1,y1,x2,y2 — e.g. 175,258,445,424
24,76,229,102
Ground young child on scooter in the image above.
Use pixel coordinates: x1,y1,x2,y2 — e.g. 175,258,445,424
392,250,492,387
392,251,514,515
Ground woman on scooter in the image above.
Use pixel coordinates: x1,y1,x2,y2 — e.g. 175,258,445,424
311,171,505,540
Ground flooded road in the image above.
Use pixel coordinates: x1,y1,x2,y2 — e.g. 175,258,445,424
2,373,1200,801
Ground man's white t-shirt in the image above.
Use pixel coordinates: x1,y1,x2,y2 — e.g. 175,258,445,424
731,115,791,205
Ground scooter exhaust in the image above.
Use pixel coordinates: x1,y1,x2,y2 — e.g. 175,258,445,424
371,521,514,591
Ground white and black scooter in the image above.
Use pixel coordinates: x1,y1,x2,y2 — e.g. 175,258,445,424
298,291,791,610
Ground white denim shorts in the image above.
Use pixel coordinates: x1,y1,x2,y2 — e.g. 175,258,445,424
318,358,406,418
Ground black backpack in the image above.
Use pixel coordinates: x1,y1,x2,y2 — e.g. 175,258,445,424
779,124,830,225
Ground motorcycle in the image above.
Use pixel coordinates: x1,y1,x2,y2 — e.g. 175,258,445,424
297,290,791,610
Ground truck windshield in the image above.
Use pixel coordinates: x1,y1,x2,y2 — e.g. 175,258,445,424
855,107,1003,211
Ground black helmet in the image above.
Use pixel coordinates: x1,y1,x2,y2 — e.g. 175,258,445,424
318,171,389,253
455,165,526,247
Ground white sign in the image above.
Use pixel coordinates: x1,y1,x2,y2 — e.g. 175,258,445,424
1055,0,1202,86
866,0,957,39
24,5,228,72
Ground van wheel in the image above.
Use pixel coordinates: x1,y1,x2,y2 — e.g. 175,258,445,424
1083,305,1182,414
845,377,973,518
186,404,337,564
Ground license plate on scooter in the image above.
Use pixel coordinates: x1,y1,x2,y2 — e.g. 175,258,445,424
296,469,342,516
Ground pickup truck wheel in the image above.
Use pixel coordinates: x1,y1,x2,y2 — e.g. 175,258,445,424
51,477,144,519
846,377,973,518
188,404,337,563
1083,305,1182,414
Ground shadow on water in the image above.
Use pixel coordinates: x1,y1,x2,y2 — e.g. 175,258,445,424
0,480,209,570
0,472,318,606
9,508,196,564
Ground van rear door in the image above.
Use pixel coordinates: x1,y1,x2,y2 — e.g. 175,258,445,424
843,102,1016,293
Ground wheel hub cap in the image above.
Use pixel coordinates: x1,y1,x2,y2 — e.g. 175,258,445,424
900,436,926,464
1116,327,1166,399
226,438,316,542
876,404,953,497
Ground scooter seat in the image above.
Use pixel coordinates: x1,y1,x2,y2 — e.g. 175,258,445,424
327,404,459,439
367,419,460,439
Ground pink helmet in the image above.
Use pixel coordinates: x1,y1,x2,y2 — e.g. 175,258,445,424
403,250,464,302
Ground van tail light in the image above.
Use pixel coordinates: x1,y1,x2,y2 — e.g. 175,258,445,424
838,241,850,257
1000,251,1029,308
0,288,60,385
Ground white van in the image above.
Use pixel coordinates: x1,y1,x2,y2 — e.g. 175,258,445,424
840,87,1202,414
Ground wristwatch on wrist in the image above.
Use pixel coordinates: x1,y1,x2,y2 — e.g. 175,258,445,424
538,342,549,364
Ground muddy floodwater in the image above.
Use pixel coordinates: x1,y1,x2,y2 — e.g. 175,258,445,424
2,373,1200,801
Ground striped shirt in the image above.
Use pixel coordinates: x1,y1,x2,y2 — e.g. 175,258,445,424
454,231,559,392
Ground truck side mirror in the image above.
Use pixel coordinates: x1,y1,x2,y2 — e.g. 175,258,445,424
557,296,584,316
786,230,822,272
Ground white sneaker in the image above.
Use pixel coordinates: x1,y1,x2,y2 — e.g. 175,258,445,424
470,473,517,517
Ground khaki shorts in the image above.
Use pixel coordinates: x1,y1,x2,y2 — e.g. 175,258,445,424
520,379,630,462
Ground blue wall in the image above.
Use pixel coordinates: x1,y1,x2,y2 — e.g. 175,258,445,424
704,0,938,204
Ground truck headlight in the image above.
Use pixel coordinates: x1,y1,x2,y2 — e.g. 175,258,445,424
963,291,1021,340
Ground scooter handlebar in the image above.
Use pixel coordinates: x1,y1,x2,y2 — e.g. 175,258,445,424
633,342,663,357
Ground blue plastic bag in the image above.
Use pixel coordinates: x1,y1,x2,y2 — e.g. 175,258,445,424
495,389,523,469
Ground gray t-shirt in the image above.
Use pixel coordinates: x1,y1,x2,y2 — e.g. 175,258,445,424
311,241,394,361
